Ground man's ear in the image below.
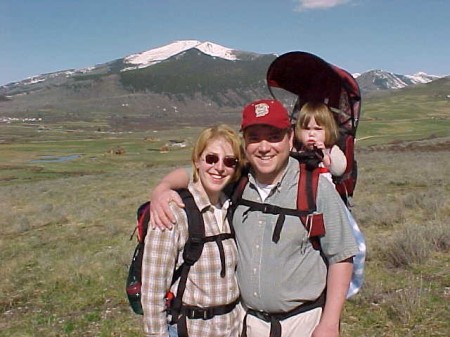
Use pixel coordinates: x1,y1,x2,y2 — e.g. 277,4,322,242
288,128,295,150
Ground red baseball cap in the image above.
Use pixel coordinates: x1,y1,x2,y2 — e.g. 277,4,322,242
241,99,291,130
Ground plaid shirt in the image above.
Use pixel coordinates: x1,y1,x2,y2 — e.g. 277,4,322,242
141,182,241,337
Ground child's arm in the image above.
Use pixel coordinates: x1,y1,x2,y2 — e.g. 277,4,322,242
326,145,347,177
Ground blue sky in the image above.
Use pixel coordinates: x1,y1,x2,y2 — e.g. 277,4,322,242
1,0,449,85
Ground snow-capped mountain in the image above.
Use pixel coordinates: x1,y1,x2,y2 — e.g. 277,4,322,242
0,40,258,94
123,40,238,71
1,40,443,93
404,72,440,84
0,40,445,120
354,69,440,93
0,40,277,123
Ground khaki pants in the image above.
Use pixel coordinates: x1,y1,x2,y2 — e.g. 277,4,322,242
244,307,322,337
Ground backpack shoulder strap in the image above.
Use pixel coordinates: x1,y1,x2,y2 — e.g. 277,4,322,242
230,166,250,206
135,201,151,244
297,163,325,250
226,167,250,227
229,163,324,247
177,188,205,265
169,188,206,322
334,134,357,207
297,163,319,212
172,188,205,273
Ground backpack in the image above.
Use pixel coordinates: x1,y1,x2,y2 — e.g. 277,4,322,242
126,188,237,325
266,51,361,207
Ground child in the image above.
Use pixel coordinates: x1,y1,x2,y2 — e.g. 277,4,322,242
296,101,366,299
295,101,347,183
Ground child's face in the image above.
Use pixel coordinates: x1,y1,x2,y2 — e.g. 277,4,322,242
298,116,326,150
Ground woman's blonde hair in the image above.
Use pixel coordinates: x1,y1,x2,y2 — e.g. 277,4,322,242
191,124,244,183
295,102,340,147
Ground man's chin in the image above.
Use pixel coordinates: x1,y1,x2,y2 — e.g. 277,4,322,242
253,160,274,171
254,163,276,176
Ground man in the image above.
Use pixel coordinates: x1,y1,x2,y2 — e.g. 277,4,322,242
149,99,358,337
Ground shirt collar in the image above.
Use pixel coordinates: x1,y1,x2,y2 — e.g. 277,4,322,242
189,181,229,212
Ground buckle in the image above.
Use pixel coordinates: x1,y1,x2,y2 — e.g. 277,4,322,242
306,214,314,236
254,310,271,322
262,204,277,214
186,308,197,319
186,307,213,320
202,309,213,320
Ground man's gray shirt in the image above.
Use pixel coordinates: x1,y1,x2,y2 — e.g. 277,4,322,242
233,157,358,313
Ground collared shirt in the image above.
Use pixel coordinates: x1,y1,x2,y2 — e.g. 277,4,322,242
234,157,358,313
141,181,241,337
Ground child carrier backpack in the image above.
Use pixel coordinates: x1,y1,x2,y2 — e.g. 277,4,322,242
266,51,362,207
126,188,237,335
231,51,365,298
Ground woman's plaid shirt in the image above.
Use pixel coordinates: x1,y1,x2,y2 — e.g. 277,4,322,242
141,182,241,337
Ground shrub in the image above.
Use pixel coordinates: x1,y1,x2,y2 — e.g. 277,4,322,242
380,221,450,268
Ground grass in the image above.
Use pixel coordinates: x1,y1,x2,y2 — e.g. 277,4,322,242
1,116,449,336
341,144,450,337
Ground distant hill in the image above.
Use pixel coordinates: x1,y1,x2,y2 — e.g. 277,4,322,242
356,75,450,145
354,70,440,93
0,40,446,129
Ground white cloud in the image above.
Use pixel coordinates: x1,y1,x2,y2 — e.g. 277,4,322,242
294,0,351,11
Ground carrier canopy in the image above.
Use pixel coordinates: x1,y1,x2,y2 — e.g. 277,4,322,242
266,51,362,204
266,51,361,135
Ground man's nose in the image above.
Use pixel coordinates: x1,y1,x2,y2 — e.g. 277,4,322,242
258,139,271,151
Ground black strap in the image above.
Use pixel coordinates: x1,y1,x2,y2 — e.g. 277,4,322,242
242,292,325,337
181,298,239,320
178,315,188,337
170,189,204,323
177,299,239,337
203,233,234,278
290,150,322,171
169,189,236,325
229,158,323,246
238,198,315,243
304,168,316,212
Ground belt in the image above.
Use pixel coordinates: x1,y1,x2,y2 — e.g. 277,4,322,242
177,299,239,337
242,292,325,337
180,298,239,320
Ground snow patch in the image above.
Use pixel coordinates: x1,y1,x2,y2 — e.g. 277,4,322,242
122,40,237,71
405,72,439,84
196,41,237,60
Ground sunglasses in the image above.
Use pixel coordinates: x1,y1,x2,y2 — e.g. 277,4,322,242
204,154,238,168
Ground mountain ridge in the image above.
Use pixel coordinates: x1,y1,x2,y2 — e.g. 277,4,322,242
1,40,443,89
0,40,447,130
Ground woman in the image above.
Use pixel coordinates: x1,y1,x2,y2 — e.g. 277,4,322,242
141,124,244,337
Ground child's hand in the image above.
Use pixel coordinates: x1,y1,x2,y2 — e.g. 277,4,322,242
313,141,326,150
322,153,332,168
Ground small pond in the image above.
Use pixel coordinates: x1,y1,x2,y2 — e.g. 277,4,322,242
31,154,81,163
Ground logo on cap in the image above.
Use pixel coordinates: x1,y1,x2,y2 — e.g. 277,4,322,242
254,103,270,118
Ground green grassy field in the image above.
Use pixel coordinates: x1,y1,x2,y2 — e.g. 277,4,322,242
1,93,449,336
